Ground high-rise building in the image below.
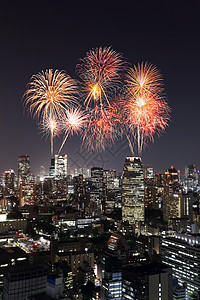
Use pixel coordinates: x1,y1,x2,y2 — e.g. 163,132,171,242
78,168,91,178
103,170,116,191
66,175,74,194
181,191,199,221
122,157,145,224
101,257,122,300
39,165,45,180
184,164,198,192
90,167,104,214
144,166,154,180
18,155,30,184
163,166,180,221
161,233,200,298
54,154,67,178
19,175,36,207
49,158,55,177
122,263,173,300
3,262,49,300
3,170,16,196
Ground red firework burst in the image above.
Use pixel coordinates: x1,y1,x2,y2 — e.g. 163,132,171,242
124,62,170,154
76,46,126,108
82,105,118,151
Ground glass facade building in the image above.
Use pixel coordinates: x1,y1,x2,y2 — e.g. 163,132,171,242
122,157,145,224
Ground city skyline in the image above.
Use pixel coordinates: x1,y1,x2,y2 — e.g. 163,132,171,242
0,3,199,175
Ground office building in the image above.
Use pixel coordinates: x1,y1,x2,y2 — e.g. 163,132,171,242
54,154,67,178
46,275,63,299
3,170,16,196
3,263,49,300
181,191,199,221
122,157,145,224
49,158,55,177
122,263,173,300
0,247,27,296
173,284,187,300
161,233,200,298
18,155,30,184
184,164,198,193
19,178,36,207
163,166,181,221
101,257,122,300
144,166,154,180
90,167,104,214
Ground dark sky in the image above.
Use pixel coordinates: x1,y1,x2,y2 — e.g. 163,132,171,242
0,2,199,176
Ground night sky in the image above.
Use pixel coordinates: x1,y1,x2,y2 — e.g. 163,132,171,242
0,2,199,176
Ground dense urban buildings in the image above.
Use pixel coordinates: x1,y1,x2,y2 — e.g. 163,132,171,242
1,154,200,299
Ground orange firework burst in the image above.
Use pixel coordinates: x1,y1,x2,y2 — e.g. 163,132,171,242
126,62,163,99
77,46,126,108
124,62,170,155
58,107,88,154
23,69,78,123
82,105,118,152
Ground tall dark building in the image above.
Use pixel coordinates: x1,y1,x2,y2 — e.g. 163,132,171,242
49,158,55,177
184,164,198,192
122,263,173,300
18,155,30,184
122,157,144,224
3,169,16,195
163,166,180,221
90,167,104,215
3,262,49,299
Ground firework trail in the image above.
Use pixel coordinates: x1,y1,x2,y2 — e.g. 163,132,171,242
76,46,126,109
39,116,61,156
58,107,88,154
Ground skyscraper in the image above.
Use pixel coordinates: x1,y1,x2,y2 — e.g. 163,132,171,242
122,157,145,224
144,166,154,180
3,169,16,195
54,154,67,178
49,158,55,177
161,233,200,298
163,166,180,221
122,263,173,300
18,155,30,184
90,167,104,215
184,164,198,192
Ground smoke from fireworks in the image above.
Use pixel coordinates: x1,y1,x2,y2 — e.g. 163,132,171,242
76,46,126,108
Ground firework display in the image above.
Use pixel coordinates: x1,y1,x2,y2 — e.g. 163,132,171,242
23,69,78,155
126,62,163,99
24,69,78,122
76,46,125,108
23,48,170,156
40,116,61,156
58,107,88,154
124,63,170,154
82,105,118,152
